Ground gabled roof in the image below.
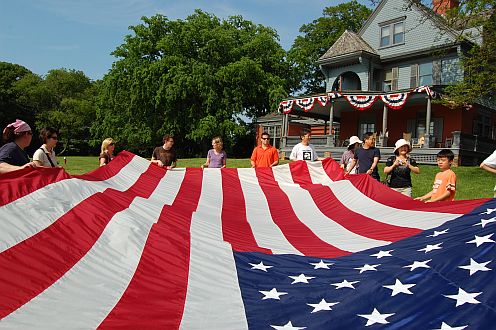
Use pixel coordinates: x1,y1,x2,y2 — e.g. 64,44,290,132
318,30,377,62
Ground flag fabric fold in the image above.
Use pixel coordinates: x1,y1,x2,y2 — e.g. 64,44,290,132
0,151,494,329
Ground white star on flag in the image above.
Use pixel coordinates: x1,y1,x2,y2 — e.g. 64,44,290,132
466,233,495,247
427,229,449,237
309,260,333,269
383,279,416,296
434,322,468,330
458,258,492,276
354,264,380,273
403,259,432,271
332,279,359,289
444,288,482,307
370,250,393,258
480,208,496,215
307,298,339,313
357,308,395,326
270,321,306,329
418,242,443,253
260,288,288,300
289,274,315,284
473,217,496,228
250,261,273,272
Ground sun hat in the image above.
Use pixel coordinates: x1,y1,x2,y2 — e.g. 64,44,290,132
5,119,31,134
349,136,362,145
393,138,412,154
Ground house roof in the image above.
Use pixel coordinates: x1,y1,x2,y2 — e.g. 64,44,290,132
318,30,377,62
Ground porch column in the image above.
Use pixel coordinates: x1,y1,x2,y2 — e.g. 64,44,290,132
423,95,432,148
382,104,388,147
281,113,288,148
326,101,334,146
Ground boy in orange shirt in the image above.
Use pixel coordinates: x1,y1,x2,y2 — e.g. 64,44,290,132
415,149,456,202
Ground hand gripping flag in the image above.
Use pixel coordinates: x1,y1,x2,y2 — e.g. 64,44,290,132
0,151,494,329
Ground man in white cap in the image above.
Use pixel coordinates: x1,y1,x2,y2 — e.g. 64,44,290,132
340,135,362,174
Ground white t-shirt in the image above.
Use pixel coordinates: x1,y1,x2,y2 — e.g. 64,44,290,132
33,145,58,167
290,142,318,161
482,149,496,192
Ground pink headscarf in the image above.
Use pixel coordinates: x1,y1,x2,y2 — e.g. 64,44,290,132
4,119,32,134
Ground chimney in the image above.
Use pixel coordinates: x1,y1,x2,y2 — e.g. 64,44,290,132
432,0,459,15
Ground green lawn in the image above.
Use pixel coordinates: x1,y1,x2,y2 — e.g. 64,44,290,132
62,156,494,200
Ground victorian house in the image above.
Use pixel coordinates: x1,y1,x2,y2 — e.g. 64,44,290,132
256,0,494,165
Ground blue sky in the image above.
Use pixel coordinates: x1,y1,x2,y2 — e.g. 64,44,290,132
0,0,357,81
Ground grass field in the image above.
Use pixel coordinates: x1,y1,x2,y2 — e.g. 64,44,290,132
62,156,494,200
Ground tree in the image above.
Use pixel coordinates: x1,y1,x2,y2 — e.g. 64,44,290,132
435,0,496,107
15,69,97,154
94,10,293,156
287,1,372,94
0,62,34,130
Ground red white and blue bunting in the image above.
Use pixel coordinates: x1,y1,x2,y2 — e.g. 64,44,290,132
380,93,409,110
280,100,295,114
344,95,378,110
278,86,435,114
295,98,316,112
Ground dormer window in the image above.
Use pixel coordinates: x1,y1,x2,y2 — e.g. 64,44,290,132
379,19,405,48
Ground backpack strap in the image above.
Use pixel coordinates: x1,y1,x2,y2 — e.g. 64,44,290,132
39,148,56,167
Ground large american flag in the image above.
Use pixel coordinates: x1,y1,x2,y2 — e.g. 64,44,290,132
0,151,494,329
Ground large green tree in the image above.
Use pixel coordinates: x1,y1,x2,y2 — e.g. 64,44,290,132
436,0,496,106
0,62,34,129
94,10,293,156
287,1,372,94
14,69,96,154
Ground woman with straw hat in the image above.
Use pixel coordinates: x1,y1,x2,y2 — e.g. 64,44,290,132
383,138,420,197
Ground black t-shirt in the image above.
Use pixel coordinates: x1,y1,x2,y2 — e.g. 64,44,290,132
354,146,381,181
385,156,418,188
0,142,30,166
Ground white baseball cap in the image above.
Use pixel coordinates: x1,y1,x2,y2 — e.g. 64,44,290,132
349,136,362,145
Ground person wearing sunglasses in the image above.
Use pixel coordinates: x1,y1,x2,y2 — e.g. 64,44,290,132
99,138,116,166
0,119,35,173
250,132,279,168
33,127,60,167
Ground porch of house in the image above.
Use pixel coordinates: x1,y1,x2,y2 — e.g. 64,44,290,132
280,132,493,166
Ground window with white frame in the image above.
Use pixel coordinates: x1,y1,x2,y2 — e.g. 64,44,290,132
380,20,404,47
410,62,433,87
383,67,398,91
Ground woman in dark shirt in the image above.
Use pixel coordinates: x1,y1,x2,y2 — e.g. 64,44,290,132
384,138,420,197
0,119,34,172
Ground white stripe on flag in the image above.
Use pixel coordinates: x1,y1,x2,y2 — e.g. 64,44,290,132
0,170,184,329
237,168,302,255
0,156,150,253
329,180,462,229
271,163,295,185
180,169,248,329
307,161,334,184
274,182,390,252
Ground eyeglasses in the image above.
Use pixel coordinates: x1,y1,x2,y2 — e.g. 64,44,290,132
109,143,115,146
261,138,269,140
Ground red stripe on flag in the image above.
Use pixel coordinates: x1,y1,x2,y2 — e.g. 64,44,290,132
289,162,421,241
0,151,135,206
256,168,349,257
303,184,421,241
321,158,345,181
345,173,488,214
0,163,162,318
288,161,312,185
221,169,272,253
99,168,203,329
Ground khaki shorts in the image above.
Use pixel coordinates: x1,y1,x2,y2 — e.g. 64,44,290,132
392,187,412,197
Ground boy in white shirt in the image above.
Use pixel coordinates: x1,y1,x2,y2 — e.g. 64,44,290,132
290,128,322,161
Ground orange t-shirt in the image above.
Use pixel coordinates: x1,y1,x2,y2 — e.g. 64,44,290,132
431,169,456,201
251,145,279,168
